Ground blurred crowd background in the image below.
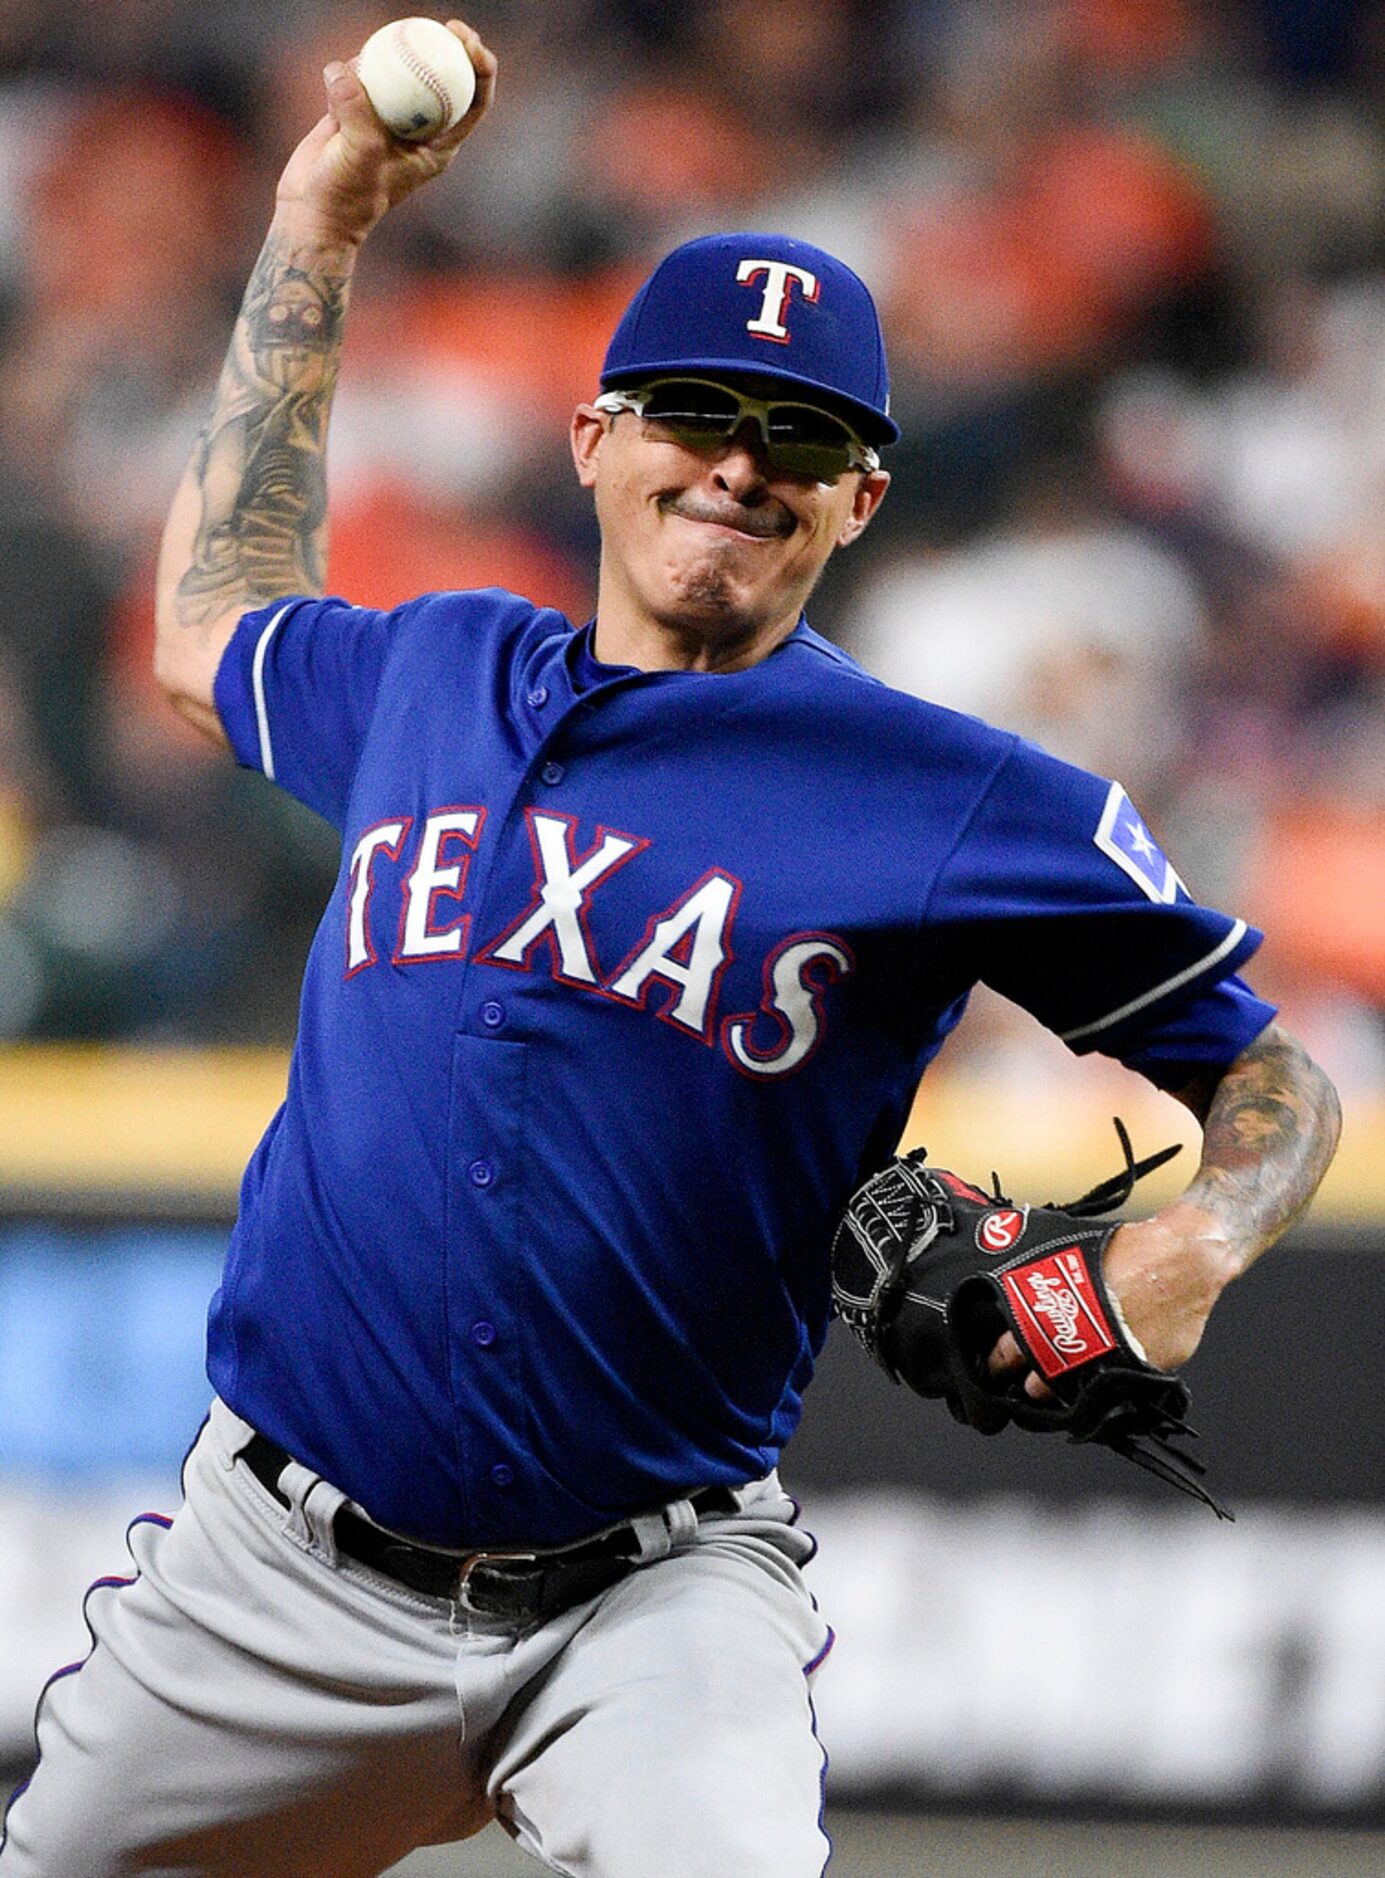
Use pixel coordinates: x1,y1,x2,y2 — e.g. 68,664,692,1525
0,0,1381,1092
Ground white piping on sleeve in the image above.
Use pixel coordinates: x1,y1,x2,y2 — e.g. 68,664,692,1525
1058,919,1249,1044
250,604,293,781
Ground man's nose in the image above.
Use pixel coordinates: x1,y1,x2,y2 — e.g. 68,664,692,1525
709,416,771,494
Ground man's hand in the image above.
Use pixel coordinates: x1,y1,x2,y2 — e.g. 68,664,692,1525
987,1204,1230,1401
990,1021,1340,1401
273,19,497,256
829,1142,1229,1510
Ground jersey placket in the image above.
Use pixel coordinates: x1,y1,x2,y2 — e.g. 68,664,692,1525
440,654,621,1539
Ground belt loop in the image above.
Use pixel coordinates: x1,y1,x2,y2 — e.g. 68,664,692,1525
627,1510,674,1563
628,1496,699,1563
303,1479,347,1565
279,1459,345,1566
663,1497,699,1549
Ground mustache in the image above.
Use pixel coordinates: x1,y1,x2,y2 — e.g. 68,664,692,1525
660,494,794,539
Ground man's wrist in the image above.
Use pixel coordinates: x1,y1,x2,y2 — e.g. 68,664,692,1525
266,204,365,275
1147,1195,1248,1289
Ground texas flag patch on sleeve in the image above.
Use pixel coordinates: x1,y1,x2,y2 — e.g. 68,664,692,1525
1093,781,1184,905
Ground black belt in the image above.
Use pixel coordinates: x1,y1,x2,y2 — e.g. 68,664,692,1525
239,1431,738,1620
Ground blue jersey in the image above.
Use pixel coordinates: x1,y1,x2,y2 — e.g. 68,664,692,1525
210,589,1273,1547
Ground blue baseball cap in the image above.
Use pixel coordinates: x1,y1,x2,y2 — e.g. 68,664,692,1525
601,232,899,447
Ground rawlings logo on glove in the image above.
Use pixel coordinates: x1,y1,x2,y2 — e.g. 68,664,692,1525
1002,1250,1118,1373
830,1122,1231,1517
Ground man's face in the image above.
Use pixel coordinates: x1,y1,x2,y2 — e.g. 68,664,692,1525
571,375,889,663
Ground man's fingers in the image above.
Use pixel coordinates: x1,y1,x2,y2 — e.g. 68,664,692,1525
292,110,340,167
432,22,498,148
447,19,498,96
987,1331,1024,1378
325,58,390,145
988,1331,1055,1402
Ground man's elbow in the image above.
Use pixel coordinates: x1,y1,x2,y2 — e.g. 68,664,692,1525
1174,1021,1342,1149
1169,1064,1221,1126
153,610,235,748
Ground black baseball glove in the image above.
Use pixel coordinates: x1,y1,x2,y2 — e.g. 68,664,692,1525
830,1122,1230,1516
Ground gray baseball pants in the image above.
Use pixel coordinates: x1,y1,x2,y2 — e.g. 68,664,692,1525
1,1401,833,1877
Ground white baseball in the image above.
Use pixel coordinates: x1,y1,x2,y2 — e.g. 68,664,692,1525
355,18,477,142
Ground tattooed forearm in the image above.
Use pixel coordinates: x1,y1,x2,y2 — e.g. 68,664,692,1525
174,233,351,626
1179,1023,1341,1266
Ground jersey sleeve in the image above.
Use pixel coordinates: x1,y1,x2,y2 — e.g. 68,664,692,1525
1113,972,1275,1087
213,594,395,828
927,739,1277,1084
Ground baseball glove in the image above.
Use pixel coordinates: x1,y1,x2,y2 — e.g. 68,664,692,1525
830,1121,1230,1516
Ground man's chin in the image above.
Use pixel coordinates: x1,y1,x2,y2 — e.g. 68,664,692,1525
662,535,769,603
657,568,763,635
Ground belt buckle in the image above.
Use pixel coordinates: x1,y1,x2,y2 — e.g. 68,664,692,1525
454,1547,539,1614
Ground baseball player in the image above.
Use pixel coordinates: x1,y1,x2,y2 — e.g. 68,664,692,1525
4,24,1340,1878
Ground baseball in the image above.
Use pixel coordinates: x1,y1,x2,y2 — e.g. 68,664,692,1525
355,17,477,142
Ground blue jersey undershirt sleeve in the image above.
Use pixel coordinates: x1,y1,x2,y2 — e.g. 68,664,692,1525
928,738,1277,1086
213,594,396,829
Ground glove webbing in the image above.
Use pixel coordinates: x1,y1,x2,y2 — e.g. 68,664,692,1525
871,1157,953,1386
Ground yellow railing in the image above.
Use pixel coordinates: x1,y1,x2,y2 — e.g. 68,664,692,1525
1,1044,1381,1223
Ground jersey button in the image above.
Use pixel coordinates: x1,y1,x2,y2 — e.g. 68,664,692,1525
490,1463,514,1489
540,760,565,786
472,1320,496,1348
526,686,549,708
480,1000,506,1029
467,1158,495,1188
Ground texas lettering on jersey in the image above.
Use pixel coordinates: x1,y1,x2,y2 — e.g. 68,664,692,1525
344,806,854,1080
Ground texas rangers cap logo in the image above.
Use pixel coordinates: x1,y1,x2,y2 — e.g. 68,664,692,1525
735,258,820,344
598,231,900,445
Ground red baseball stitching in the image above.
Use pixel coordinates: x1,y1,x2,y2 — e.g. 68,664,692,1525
388,22,457,128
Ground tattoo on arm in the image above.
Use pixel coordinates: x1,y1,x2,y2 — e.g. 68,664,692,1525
175,234,350,626
1181,1023,1342,1263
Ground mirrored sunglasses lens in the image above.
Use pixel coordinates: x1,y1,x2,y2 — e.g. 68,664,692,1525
773,444,853,480
764,406,856,479
640,383,741,439
638,382,860,477
765,405,854,450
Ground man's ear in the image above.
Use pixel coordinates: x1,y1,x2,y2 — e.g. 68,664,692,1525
571,405,607,488
836,468,890,548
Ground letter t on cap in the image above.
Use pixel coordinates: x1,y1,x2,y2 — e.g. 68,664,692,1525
736,259,821,342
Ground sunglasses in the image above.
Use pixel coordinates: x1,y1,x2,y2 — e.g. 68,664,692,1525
593,377,881,483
